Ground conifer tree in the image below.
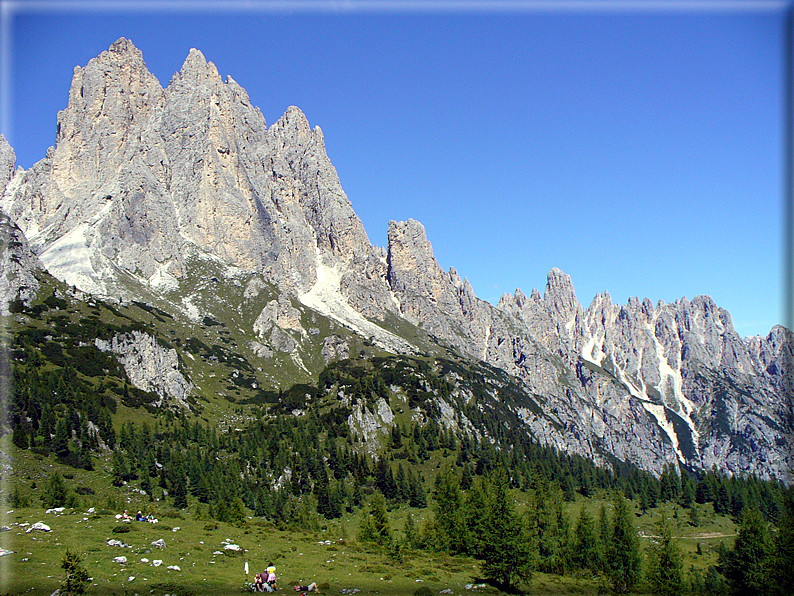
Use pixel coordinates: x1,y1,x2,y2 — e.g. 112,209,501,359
597,503,610,573
404,513,419,549
111,448,130,487
646,515,684,596
409,469,427,508
764,492,794,596
720,507,770,595
607,496,642,593
463,479,487,557
315,470,331,518
481,465,536,589
52,417,70,458
432,466,462,552
170,455,188,509
42,471,68,508
12,422,29,449
60,549,90,595
368,492,390,545
572,505,599,572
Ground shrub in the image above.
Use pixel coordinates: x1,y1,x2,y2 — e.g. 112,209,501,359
414,588,433,596
112,525,131,534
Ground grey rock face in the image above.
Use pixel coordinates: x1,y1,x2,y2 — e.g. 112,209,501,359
94,331,192,407
321,334,350,363
383,220,792,480
1,38,378,301
0,210,41,315
386,218,491,359
0,135,15,195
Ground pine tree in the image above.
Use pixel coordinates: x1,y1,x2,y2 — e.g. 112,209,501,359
720,507,770,595
404,513,419,549
42,471,68,508
60,549,90,595
597,503,611,573
316,470,331,518
432,466,462,552
481,465,536,589
572,505,600,572
110,448,130,487
12,422,29,449
607,496,642,593
764,492,794,596
370,492,390,545
646,515,684,596
409,469,427,508
463,479,487,557
170,456,188,509
52,417,70,458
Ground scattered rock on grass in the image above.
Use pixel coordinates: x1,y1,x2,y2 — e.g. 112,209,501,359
107,539,127,548
113,556,127,564
25,522,51,533
167,565,181,571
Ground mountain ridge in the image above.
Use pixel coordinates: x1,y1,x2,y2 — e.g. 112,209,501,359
1,38,791,482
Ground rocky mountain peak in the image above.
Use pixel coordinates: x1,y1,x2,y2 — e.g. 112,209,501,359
174,47,222,87
0,134,15,194
108,36,143,58
269,105,313,146
543,267,580,321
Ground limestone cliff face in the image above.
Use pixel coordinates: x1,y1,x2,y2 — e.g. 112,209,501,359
0,137,41,315
94,331,192,408
0,135,15,194
1,38,377,301
382,217,792,480
0,210,41,316
386,219,491,359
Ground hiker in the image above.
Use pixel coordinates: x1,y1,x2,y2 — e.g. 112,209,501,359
136,511,145,521
253,573,265,592
122,510,130,520
266,563,278,590
293,583,318,593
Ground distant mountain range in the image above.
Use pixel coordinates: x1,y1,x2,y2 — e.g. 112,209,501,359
1,38,791,482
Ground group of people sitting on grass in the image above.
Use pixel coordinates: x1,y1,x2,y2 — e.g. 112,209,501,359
120,509,158,523
253,564,279,592
250,564,318,594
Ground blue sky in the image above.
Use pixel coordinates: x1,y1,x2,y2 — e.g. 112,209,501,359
1,1,789,337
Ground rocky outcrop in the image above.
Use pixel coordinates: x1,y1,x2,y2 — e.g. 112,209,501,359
0,38,379,302
386,219,492,359
95,331,192,407
0,135,15,195
321,334,350,363
0,211,41,316
0,138,40,314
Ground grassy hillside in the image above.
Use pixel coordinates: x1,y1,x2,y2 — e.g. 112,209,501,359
1,438,746,596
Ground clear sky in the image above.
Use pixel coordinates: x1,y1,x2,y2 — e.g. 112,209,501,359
1,0,789,338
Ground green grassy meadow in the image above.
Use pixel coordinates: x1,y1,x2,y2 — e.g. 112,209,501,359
1,440,737,596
